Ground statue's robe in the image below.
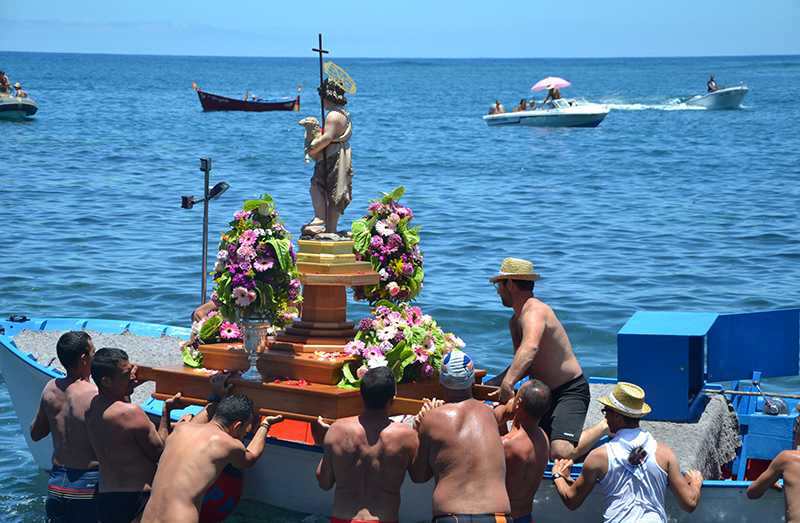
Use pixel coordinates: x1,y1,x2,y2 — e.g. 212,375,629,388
312,107,353,214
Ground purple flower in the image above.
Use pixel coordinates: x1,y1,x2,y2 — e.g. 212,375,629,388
358,318,374,331
253,257,275,272
234,210,252,221
238,261,252,272
289,243,296,263
239,229,258,245
231,273,249,288
344,340,366,357
364,346,383,360
403,263,414,275
370,235,384,249
422,363,434,377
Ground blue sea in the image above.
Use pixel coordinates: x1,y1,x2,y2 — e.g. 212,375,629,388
1,52,799,521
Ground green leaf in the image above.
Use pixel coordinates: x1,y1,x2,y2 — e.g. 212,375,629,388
381,186,405,204
181,346,204,368
243,194,275,212
341,361,362,386
351,219,370,253
266,238,292,272
401,225,421,249
198,315,223,343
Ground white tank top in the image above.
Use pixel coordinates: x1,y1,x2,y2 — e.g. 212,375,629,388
598,428,668,523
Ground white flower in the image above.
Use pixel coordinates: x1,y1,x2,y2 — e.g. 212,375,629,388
378,268,390,281
375,220,395,237
217,250,229,261
367,355,388,369
377,325,398,342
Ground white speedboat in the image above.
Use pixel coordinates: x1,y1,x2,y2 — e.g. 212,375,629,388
0,93,38,120
483,99,609,128
686,86,748,110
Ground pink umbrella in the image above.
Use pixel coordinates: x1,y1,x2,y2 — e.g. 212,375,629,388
531,76,571,92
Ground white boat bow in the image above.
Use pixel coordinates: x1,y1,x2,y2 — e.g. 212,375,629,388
686,86,748,110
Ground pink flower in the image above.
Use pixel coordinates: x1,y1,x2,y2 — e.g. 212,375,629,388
367,201,383,213
370,235,384,249
234,210,252,221
387,282,400,296
253,257,275,272
239,229,258,245
365,346,383,360
414,346,429,363
233,286,255,307
220,321,242,339
344,340,366,357
237,243,256,259
375,220,395,237
356,365,369,379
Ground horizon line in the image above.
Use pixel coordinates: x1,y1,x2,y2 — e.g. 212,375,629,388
3,49,799,61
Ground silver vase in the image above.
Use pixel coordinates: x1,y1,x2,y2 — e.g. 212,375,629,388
239,316,271,382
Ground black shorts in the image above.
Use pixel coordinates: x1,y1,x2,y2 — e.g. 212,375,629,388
539,374,590,444
96,491,150,523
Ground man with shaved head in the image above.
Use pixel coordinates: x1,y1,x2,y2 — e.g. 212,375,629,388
494,380,552,523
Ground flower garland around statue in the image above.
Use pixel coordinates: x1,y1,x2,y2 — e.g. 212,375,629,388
337,301,466,388
351,186,424,303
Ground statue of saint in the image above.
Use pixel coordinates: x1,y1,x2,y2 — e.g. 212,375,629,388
301,78,353,239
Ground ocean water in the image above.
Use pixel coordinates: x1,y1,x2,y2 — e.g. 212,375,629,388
1,52,799,521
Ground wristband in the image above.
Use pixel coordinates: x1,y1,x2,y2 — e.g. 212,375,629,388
259,421,271,430
552,472,563,480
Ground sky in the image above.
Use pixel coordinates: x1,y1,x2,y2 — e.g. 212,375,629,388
1,0,799,58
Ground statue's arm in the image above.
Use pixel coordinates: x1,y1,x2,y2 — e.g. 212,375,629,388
309,112,345,158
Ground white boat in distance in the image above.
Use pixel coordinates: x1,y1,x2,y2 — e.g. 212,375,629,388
483,98,609,128
686,86,748,110
0,93,38,120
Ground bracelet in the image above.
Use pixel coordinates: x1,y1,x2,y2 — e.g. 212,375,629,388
259,422,271,430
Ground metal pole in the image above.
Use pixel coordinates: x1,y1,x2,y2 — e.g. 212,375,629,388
200,158,211,305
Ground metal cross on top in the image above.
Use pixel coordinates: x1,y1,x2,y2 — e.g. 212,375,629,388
312,33,329,132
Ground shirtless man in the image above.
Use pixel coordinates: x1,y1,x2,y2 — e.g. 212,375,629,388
30,331,99,523
141,388,283,523
304,77,353,236
493,380,551,523
312,366,419,523
747,405,800,522
487,257,589,459
86,348,176,523
410,349,511,522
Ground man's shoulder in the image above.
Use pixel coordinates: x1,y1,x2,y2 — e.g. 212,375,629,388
775,449,800,469
584,444,609,470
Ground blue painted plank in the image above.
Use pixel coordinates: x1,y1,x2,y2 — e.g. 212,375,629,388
618,311,718,336
41,318,88,331
126,322,169,337
83,319,131,334
707,309,799,381
164,326,191,339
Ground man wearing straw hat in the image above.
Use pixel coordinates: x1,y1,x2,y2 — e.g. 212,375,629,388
551,382,703,522
488,257,589,460
746,404,800,523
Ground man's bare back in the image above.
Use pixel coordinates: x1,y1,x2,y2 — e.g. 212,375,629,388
142,422,248,522
748,449,800,523
320,414,418,521
510,298,582,390
412,399,510,515
35,377,98,469
503,423,549,518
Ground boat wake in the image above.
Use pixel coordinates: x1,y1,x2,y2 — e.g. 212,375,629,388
602,99,706,112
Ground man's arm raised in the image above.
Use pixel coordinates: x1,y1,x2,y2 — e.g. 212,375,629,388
747,451,786,499
662,444,702,512
409,414,435,483
497,310,546,403
131,405,166,463
552,448,606,510
229,415,283,470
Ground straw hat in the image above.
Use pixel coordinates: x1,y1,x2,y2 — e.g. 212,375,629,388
598,382,652,418
489,257,541,283
14,82,21,89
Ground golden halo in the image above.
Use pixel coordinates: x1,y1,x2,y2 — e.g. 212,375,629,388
323,61,357,94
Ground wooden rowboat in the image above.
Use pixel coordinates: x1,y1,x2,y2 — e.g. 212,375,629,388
193,83,299,112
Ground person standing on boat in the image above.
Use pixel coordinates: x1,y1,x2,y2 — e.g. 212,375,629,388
747,404,800,523
543,88,561,104
85,348,179,523
311,366,419,523
30,331,99,523
487,257,589,460
14,81,28,98
141,380,283,523
493,380,552,523
302,78,353,237
550,382,703,522
707,75,719,93
410,349,512,522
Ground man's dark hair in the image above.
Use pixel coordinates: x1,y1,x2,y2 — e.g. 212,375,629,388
360,367,396,410
511,279,534,292
56,331,92,370
91,348,129,387
214,394,255,427
519,379,551,419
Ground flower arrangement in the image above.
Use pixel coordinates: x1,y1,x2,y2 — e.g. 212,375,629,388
211,194,302,325
338,301,466,388
351,186,423,304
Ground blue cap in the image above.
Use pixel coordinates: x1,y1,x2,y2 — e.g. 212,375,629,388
439,349,475,390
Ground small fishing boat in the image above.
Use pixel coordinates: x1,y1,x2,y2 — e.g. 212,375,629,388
0,93,38,120
483,98,609,128
0,308,792,522
193,83,300,112
686,86,748,110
